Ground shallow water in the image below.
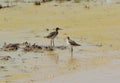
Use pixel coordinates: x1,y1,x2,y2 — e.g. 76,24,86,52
0,46,120,83
0,28,120,83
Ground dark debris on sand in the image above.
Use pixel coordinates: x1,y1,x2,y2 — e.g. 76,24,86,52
0,41,67,52
23,43,42,52
0,66,5,69
0,56,12,61
1,43,20,51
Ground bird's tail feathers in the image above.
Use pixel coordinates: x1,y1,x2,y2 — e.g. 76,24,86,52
76,44,81,46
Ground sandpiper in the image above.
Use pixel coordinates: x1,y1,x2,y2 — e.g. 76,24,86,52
66,36,81,57
44,27,62,47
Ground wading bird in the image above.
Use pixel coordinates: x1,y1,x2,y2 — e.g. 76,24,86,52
66,36,81,57
44,27,62,47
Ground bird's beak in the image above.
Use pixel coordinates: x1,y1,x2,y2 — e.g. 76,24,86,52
59,28,62,30
53,28,62,30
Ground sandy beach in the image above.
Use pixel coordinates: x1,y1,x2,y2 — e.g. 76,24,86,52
0,1,120,83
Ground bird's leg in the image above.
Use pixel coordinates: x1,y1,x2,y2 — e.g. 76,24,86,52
51,39,54,47
51,39,52,47
71,46,73,57
53,39,55,47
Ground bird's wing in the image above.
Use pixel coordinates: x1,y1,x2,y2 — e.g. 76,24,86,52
69,39,80,46
45,31,56,38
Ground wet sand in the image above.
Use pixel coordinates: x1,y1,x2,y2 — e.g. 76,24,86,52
0,2,120,83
